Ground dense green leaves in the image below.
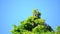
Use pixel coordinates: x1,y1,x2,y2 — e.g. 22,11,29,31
32,9,41,17
55,26,60,34
11,9,60,34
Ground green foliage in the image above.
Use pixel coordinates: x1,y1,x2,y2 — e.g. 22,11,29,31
11,9,60,34
55,26,60,34
56,26,60,32
32,9,41,18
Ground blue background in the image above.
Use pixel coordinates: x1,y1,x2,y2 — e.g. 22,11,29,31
0,0,60,34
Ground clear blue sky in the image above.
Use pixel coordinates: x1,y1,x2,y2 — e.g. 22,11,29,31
0,0,60,34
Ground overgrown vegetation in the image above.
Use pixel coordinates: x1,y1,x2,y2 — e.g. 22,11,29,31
11,9,60,34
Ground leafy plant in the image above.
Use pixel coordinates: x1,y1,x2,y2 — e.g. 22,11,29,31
11,9,60,34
